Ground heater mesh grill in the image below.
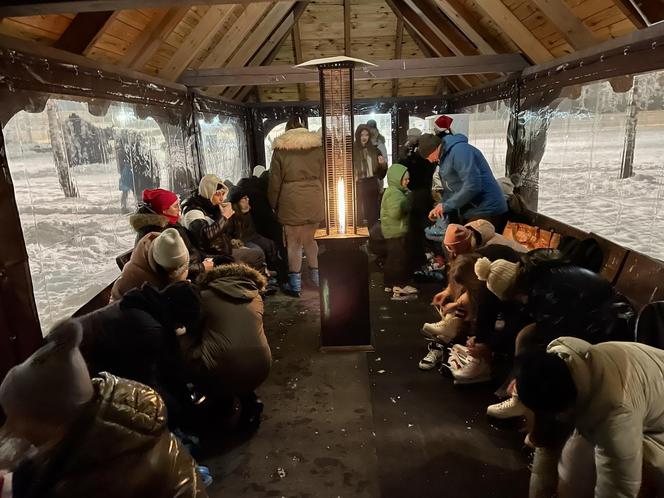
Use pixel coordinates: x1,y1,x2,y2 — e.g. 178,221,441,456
321,65,356,236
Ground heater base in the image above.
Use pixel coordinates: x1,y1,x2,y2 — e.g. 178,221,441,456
317,236,372,349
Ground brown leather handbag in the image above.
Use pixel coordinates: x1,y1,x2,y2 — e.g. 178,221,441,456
503,222,560,251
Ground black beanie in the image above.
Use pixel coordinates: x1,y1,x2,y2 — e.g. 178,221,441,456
515,350,577,413
160,281,202,329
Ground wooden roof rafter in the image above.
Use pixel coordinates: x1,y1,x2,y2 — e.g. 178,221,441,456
159,4,237,81
474,0,554,64
120,7,189,70
53,10,115,55
292,20,306,101
432,0,499,55
385,0,475,90
228,1,309,101
530,0,598,50
215,0,298,98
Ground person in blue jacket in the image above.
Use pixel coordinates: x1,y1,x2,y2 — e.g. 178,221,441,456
427,116,508,242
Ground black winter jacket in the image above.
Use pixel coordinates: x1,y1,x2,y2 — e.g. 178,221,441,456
237,173,282,242
76,285,198,427
181,192,233,256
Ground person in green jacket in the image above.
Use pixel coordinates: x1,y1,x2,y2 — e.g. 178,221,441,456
381,163,418,300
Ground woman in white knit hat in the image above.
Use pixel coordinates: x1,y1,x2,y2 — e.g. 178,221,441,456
471,253,635,419
111,228,190,301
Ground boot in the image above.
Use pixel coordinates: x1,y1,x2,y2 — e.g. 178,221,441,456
310,268,319,288
282,272,302,297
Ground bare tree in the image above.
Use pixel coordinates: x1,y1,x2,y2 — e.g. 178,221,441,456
46,100,78,198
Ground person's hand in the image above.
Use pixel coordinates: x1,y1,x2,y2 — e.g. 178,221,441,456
443,301,459,315
467,338,490,359
428,203,443,221
221,202,234,219
431,291,446,306
203,259,214,272
378,155,386,165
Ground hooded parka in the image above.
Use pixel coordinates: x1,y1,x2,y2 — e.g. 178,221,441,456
268,128,325,227
465,219,527,253
181,264,271,396
11,373,206,498
380,164,410,239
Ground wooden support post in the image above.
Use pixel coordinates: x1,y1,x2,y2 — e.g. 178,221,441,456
392,18,403,98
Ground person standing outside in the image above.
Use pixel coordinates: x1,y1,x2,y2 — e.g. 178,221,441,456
354,124,387,229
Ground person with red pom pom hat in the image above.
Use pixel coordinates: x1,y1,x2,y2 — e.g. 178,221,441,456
425,114,509,244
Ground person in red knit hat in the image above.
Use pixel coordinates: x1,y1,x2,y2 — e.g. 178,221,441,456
129,188,213,281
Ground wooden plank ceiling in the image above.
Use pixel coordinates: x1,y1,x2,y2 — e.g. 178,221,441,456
0,0,645,103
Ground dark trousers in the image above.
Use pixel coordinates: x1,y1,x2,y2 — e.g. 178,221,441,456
357,176,382,228
384,236,410,287
247,234,278,270
408,188,434,267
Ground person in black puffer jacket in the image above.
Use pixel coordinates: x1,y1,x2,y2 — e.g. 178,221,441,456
182,174,265,271
76,281,203,430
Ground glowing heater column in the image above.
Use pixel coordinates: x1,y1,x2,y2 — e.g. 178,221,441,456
297,56,374,351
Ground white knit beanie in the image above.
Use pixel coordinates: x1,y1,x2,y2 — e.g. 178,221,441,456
0,320,93,427
474,257,520,301
253,165,266,177
198,174,226,201
152,228,189,277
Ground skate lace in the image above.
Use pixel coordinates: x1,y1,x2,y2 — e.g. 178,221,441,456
495,398,515,409
423,349,441,362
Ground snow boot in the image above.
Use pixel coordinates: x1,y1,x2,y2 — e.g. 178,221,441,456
283,272,302,297
310,268,320,288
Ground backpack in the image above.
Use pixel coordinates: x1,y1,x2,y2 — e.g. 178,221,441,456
557,236,604,273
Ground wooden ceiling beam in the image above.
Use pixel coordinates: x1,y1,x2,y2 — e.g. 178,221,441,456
292,21,306,101
611,0,648,28
121,7,189,70
53,11,114,54
217,1,297,98
392,17,404,98
199,2,272,69
181,54,528,87
432,0,498,54
475,0,554,64
406,0,478,56
160,4,235,81
0,0,307,16
344,0,351,57
530,0,598,50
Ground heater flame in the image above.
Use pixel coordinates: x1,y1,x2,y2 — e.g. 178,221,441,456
337,177,346,234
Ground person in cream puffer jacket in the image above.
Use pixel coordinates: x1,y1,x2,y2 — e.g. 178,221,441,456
517,336,664,498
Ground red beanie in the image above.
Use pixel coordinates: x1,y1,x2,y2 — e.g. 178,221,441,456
142,189,178,217
434,115,453,132
444,224,473,257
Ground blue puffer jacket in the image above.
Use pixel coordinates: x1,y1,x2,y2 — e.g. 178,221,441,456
437,134,507,220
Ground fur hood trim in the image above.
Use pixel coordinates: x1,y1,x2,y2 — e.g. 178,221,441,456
196,263,267,291
272,128,321,151
129,212,169,232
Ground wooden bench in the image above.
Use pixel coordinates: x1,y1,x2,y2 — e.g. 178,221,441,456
589,233,629,286
614,251,664,312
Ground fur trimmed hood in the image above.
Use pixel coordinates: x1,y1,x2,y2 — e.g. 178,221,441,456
130,212,169,233
197,263,267,300
272,128,321,151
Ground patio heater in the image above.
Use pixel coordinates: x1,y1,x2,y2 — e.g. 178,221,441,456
297,56,374,351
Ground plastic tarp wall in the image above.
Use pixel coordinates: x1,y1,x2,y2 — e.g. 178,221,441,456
193,94,250,184
0,47,244,336
524,70,664,260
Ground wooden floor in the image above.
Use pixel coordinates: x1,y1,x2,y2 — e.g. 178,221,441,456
203,268,530,497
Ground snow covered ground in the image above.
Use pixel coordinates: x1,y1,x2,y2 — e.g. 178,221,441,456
7,151,137,333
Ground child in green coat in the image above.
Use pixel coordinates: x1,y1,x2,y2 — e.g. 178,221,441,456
381,163,418,300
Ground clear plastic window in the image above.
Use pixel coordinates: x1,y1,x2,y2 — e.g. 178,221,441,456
198,114,249,183
264,121,287,168
4,96,187,333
